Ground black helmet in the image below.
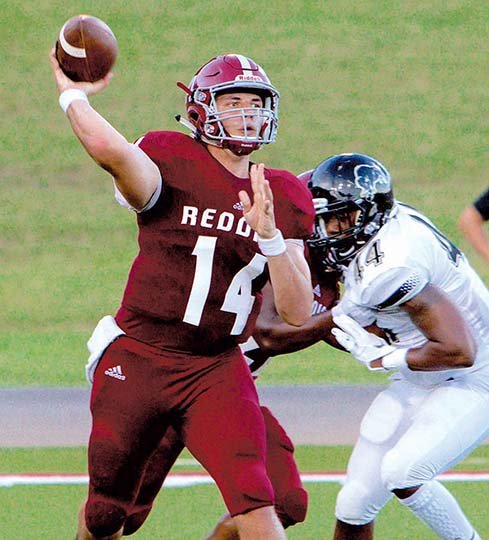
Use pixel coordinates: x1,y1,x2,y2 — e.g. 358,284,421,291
306,153,394,270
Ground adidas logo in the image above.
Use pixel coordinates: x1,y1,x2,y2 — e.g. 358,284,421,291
104,365,126,381
313,284,321,297
233,201,244,211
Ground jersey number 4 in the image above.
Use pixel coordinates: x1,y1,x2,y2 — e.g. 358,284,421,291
183,236,267,335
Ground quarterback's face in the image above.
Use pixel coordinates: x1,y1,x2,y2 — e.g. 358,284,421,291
215,92,264,138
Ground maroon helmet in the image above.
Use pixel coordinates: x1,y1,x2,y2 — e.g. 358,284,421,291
177,54,280,156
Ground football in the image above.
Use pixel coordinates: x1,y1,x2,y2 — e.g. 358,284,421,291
55,15,118,82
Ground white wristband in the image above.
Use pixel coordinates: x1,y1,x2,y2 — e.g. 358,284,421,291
381,348,409,370
59,89,89,114
258,229,287,257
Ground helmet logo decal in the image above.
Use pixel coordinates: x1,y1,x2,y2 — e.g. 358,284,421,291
353,164,389,198
235,74,263,82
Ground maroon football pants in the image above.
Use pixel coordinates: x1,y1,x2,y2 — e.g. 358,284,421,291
122,406,307,535
85,336,274,537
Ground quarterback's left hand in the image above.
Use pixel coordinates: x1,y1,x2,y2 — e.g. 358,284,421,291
239,163,277,239
332,314,395,371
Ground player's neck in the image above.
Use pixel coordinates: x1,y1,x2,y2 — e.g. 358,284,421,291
207,144,251,179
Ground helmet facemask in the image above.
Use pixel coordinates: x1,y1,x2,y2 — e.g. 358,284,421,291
310,198,378,270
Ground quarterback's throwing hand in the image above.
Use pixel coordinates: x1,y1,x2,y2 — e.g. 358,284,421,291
239,163,277,239
49,48,112,96
332,314,395,371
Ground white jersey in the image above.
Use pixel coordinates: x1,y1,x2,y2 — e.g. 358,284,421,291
337,202,489,387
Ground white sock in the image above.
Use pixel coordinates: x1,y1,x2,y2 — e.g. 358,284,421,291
399,481,480,540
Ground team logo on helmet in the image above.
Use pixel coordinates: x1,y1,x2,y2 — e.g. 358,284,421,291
353,164,390,198
235,74,263,82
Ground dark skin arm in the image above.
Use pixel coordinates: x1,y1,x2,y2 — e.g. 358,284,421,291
252,282,338,356
370,283,477,371
252,278,386,357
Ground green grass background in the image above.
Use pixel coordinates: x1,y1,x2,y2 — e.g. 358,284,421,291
1,445,488,539
2,481,488,539
2,0,488,387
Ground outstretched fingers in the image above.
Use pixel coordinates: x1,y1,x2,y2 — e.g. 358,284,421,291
250,163,273,213
333,314,389,349
238,189,252,214
239,163,277,238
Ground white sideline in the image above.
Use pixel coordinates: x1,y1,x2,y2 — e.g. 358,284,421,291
1,472,488,488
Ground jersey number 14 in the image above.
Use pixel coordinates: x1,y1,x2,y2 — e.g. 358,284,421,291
183,236,267,335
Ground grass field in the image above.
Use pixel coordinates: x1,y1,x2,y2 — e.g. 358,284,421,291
1,445,488,539
5,483,489,539
2,0,488,387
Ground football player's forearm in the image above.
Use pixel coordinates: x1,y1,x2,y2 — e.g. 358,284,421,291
401,342,475,371
267,245,313,326
255,311,334,356
458,206,489,261
268,260,312,326
66,100,129,167
400,285,477,371
464,228,489,262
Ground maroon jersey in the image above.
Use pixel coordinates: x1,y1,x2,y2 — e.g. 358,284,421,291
115,131,314,355
309,255,340,316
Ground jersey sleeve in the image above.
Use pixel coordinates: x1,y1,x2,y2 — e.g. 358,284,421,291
473,188,489,221
135,131,179,179
113,177,163,213
271,170,315,240
361,266,429,309
110,131,173,213
129,131,202,213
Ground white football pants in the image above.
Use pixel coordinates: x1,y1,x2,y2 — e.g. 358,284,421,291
335,371,489,525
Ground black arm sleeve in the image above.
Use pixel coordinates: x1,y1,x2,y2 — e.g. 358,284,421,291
473,188,489,221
